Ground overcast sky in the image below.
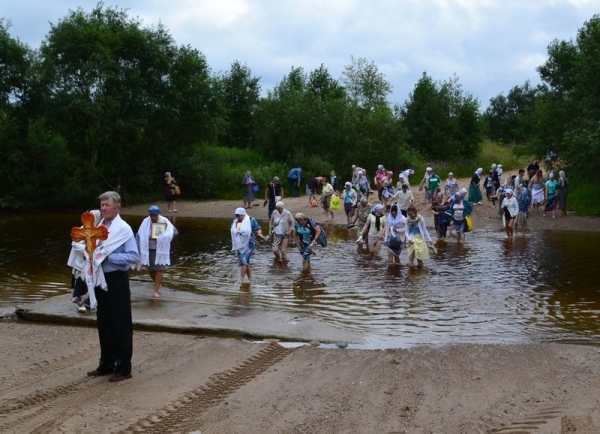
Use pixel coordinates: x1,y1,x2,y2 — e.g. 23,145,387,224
2,0,597,108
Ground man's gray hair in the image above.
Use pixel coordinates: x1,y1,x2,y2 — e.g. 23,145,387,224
99,191,121,207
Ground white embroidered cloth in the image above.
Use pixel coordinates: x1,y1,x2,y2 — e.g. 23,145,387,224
66,214,133,309
231,215,252,251
137,215,176,266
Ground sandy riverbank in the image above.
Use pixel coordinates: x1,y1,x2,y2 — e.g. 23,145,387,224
122,172,600,233
1,322,599,433
2,173,599,433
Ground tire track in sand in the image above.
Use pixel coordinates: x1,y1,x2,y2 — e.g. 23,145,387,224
120,342,292,434
0,342,181,434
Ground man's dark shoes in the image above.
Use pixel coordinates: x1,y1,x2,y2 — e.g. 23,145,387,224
109,373,132,382
87,369,112,377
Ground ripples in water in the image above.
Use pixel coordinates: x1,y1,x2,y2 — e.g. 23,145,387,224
1,214,599,348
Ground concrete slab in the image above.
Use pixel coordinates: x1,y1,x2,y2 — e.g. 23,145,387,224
15,282,364,345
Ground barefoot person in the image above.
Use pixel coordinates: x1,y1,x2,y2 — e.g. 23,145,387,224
293,213,322,272
385,204,406,264
231,207,263,283
137,205,177,298
87,191,139,382
320,177,335,221
405,205,433,268
358,204,387,258
501,189,519,238
269,201,294,261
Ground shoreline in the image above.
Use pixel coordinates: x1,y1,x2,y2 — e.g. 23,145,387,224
121,172,600,233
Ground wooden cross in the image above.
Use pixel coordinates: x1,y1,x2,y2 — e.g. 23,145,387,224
70,211,109,259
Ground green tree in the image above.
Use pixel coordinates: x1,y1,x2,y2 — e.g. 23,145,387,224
342,55,392,111
483,81,540,144
217,60,261,148
29,3,217,204
534,14,600,178
402,72,483,159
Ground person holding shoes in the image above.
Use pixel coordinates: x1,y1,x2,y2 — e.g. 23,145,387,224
164,172,179,212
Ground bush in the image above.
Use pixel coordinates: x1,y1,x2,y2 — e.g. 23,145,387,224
177,145,290,200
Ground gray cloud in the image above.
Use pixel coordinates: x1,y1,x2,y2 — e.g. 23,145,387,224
3,0,597,108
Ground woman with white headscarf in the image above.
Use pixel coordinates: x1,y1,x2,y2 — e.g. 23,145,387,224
358,204,387,257
405,205,433,268
444,172,459,199
544,172,558,218
530,169,546,213
231,207,263,283
385,204,406,264
448,191,471,244
468,168,483,205
268,201,294,261
501,189,519,238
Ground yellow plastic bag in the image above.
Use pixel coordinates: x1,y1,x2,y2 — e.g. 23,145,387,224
465,215,474,232
330,194,341,211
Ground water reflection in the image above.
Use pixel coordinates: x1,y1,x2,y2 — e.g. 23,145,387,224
1,212,599,348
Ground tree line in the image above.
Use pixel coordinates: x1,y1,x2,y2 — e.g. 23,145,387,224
1,5,599,214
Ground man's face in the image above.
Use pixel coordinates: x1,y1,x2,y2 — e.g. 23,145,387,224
101,198,119,222
150,213,159,223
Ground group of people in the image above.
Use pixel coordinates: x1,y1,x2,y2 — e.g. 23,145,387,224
65,160,570,383
479,161,569,238
230,201,325,276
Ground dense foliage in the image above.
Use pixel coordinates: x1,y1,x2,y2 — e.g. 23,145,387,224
1,5,599,215
483,15,600,214
0,5,485,210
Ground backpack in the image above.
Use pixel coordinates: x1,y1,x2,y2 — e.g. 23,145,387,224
314,223,328,247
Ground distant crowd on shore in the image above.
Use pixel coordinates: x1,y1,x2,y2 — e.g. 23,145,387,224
226,161,570,278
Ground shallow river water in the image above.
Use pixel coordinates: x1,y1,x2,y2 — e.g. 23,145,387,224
1,212,599,348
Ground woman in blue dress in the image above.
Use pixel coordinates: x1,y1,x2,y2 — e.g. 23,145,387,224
293,213,322,272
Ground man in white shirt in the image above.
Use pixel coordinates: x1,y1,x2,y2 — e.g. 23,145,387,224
392,184,414,217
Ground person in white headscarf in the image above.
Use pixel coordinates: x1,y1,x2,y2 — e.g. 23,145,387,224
231,207,263,283
444,172,459,199
358,204,387,257
385,204,406,264
137,205,178,298
501,189,519,238
405,205,433,268
268,201,294,261
354,170,370,199
469,168,484,205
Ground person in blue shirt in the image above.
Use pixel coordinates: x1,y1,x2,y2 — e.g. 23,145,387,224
287,167,302,197
87,191,139,383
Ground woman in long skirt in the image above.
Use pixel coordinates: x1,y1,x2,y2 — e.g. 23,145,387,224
557,170,569,216
405,205,433,268
468,168,483,205
530,169,545,213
